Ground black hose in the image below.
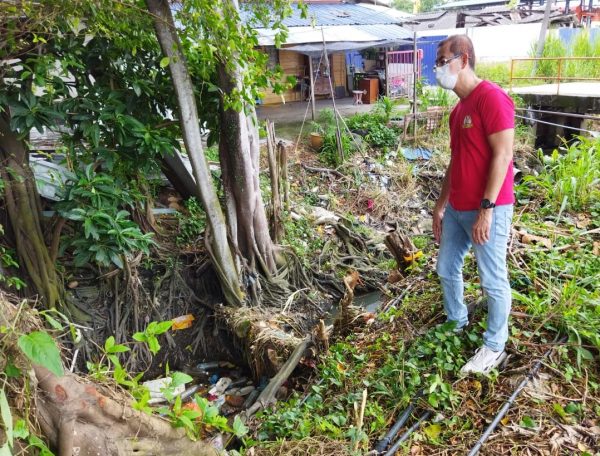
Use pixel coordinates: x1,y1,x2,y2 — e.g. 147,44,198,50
373,402,416,453
466,337,567,456
383,411,432,456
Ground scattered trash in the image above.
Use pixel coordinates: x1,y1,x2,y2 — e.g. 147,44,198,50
144,359,261,425
243,389,260,409
513,166,523,184
401,147,433,160
311,206,340,225
211,395,226,410
403,250,423,263
209,377,232,396
180,384,202,401
172,314,195,330
197,361,220,371
143,377,186,405
225,394,246,408
517,230,552,249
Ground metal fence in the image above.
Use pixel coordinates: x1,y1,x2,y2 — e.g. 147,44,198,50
509,56,600,94
386,49,423,99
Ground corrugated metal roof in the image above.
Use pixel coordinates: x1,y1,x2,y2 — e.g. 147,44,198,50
434,0,508,10
258,23,412,46
242,3,404,28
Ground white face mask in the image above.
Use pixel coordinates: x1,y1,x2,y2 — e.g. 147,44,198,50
435,64,458,90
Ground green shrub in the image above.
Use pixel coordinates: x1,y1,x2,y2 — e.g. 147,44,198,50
319,130,355,167
365,123,399,149
56,164,154,268
372,96,395,123
479,31,600,86
524,136,600,212
534,34,566,78
346,107,400,151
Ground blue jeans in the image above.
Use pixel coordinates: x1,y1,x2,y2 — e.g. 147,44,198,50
436,204,513,352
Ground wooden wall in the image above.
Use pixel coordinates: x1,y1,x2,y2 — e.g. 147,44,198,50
260,50,304,105
332,53,347,92
259,49,349,105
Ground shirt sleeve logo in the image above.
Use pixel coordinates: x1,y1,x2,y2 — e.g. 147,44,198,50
462,115,473,129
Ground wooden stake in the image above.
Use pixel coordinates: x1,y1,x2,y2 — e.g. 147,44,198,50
309,56,316,121
266,120,283,243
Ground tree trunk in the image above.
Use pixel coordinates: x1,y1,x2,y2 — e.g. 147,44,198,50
216,0,277,278
34,365,221,456
533,0,553,74
218,71,276,277
0,115,62,308
146,0,243,307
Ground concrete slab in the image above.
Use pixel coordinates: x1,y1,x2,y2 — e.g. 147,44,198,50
256,96,397,123
510,82,600,112
511,82,600,97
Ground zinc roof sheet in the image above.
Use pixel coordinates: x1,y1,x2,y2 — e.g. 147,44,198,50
241,3,403,28
257,23,412,46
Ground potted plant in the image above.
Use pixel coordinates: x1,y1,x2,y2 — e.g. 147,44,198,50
309,121,324,150
309,109,337,151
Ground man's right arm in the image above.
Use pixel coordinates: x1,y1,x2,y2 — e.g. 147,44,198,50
433,160,452,243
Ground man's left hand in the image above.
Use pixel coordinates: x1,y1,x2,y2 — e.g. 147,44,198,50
472,209,493,245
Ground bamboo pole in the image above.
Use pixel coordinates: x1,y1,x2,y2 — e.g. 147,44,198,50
309,56,316,121
412,31,418,142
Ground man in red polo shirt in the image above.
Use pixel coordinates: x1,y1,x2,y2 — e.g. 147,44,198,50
432,35,515,375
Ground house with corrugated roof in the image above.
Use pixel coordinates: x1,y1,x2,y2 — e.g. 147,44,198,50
242,1,415,106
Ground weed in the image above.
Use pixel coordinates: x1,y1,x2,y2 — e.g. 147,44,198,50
281,213,324,263
524,136,600,213
205,145,219,162
372,96,395,123
176,197,206,246
478,30,600,87
345,99,402,152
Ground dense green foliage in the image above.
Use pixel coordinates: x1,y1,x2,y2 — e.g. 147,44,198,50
176,197,207,246
0,0,299,270
56,165,154,268
517,136,600,213
346,97,402,151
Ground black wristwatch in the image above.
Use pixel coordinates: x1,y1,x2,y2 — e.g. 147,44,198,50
480,198,496,209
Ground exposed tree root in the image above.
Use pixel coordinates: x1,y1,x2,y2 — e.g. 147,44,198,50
217,305,307,379
34,365,220,456
0,293,222,456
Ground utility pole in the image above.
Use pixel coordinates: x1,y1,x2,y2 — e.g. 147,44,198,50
533,0,554,74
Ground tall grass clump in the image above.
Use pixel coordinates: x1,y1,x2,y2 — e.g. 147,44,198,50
565,30,600,78
531,135,600,212
532,34,566,78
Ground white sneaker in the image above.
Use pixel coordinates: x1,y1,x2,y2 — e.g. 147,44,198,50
460,346,507,375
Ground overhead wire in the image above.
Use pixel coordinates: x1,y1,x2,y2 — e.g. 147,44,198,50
515,114,600,135
516,106,600,121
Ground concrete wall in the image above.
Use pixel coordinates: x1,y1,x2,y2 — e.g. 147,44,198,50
417,23,543,63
